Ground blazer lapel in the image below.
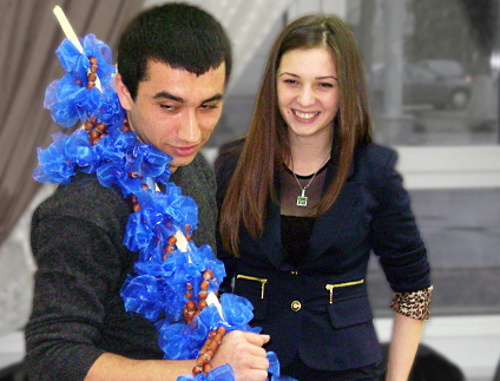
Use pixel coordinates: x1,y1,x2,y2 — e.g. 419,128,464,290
308,160,360,260
257,201,288,269
308,182,360,259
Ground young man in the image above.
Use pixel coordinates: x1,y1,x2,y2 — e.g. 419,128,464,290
25,4,270,381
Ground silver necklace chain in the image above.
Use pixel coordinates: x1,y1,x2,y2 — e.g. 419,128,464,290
293,155,330,207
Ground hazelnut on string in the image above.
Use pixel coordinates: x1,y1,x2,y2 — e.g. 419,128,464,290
185,282,193,300
162,235,177,260
86,56,99,89
89,56,99,72
130,195,140,212
182,268,219,325
184,223,192,241
192,326,227,375
83,117,108,145
123,118,131,132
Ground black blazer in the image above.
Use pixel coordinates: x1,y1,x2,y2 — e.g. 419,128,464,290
215,139,431,371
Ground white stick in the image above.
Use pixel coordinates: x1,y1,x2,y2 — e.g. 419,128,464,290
206,292,225,321
52,6,102,91
174,229,190,253
53,6,84,53
174,229,193,263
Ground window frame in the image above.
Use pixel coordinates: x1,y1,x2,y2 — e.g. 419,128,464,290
395,145,500,189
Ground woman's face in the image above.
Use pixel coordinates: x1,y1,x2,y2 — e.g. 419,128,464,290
276,47,339,142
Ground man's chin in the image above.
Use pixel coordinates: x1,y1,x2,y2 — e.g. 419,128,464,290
168,154,197,169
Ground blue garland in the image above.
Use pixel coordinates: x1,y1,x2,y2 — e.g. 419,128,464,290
34,33,295,381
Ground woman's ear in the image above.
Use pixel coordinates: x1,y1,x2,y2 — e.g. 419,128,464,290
115,73,133,111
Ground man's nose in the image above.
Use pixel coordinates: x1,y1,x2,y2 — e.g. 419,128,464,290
178,109,201,143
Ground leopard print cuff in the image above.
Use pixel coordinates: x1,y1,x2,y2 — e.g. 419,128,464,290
390,285,433,320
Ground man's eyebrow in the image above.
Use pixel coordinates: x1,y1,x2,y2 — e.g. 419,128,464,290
202,94,224,103
153,91,184,103
152,92,224,104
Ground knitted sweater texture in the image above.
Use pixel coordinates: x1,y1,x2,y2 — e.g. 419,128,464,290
25,153,216,381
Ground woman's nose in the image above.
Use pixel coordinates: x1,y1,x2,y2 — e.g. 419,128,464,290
297,86,315,107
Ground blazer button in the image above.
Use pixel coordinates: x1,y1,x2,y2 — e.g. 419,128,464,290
291,300,302,312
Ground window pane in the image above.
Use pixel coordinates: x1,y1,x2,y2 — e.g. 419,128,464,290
352,0,499,146
368,188,500,316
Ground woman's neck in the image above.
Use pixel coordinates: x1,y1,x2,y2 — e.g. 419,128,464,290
288,134,333,176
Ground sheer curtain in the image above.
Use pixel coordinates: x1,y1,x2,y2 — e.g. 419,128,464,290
0,0,144,334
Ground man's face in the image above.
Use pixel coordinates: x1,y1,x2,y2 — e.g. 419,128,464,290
116,60,226,169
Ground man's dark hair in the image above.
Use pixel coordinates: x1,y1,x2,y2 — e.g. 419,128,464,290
117,2,232,99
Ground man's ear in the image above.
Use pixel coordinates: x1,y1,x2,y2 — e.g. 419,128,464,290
115,73,133,111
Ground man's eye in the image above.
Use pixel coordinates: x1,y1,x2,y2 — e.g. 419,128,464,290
200,104,218,110
160,104,174,110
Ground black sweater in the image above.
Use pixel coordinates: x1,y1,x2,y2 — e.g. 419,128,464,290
25,153,216,380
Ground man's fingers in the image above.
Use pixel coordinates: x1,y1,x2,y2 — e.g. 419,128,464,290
260,334,270,344
239,331,270,346
236,368,269,381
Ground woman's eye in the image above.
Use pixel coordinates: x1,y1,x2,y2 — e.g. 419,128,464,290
318,82,334,88
283,79,298,85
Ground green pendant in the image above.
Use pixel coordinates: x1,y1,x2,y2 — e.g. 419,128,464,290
296,189,308,207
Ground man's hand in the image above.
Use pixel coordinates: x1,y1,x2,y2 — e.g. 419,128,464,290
211,330,270,381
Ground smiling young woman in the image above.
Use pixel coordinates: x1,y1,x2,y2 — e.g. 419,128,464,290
216,13,432,381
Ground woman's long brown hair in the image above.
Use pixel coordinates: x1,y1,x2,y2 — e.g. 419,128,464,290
219,14,373,255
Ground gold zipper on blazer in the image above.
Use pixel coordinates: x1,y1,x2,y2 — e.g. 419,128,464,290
236,274,268,299
325,279,364,304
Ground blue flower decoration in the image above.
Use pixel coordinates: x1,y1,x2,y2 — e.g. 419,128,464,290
33,132,75,184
